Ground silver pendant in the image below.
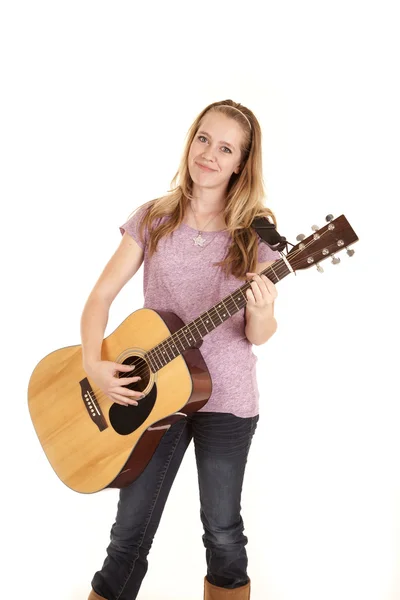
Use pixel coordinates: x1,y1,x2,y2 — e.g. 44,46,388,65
193,232,206,246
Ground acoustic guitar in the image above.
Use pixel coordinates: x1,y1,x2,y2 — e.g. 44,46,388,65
28,214,358,494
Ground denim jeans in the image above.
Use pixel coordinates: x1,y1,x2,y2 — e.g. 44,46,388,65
91,411,259,599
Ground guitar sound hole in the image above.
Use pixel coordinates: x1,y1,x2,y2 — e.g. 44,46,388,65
118,355,150,394
109,355,157,435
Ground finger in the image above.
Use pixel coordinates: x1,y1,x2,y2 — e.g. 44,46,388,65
247,273,265,293
250,273,268,287
261,275,278,299
113,386,144,400
253,272,275,298
249,279,263,302
246,287,256,305
114,363,136,372
260,273,273,288
115,375,142,385
108,392,138,406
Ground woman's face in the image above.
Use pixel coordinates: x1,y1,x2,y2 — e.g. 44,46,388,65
188,111,245,192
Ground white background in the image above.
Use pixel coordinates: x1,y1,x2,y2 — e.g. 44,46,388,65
1,1,399,599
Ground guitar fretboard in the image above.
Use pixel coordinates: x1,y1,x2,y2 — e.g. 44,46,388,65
146,257,290,372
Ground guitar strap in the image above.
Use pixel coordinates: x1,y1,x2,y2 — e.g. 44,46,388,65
251,216,288,253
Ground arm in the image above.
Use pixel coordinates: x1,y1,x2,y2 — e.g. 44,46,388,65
244,260,278,346
80,233,144,370
244,304,277,346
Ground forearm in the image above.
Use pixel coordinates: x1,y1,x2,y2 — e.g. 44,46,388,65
245,304,277,346
80,294,110,369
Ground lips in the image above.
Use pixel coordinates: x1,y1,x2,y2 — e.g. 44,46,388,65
196,162,216,172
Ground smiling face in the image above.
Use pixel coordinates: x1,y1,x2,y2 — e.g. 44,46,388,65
187,111,246,193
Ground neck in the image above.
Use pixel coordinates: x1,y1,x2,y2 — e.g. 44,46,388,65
190,184,227,215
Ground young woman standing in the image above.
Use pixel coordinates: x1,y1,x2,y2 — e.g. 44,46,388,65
81,99,280,599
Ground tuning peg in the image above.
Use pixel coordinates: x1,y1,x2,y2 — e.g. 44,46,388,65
331,255,341,265
311,225,320,232
347,247,355,257
296,233,305,242
325,214,334,222
316,264,324,273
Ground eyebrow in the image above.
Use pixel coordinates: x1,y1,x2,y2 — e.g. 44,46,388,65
198,130,236,151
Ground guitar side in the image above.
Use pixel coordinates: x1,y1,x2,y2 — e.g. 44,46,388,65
28,308,212,494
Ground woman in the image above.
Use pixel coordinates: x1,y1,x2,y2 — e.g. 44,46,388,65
81,99,280,600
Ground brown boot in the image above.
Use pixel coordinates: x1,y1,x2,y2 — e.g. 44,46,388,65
88,589,107,600
204,576,251,599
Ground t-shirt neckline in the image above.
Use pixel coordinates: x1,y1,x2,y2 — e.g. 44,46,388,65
180,221,228,235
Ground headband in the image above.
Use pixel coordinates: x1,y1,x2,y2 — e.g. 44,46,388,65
218,104,252,130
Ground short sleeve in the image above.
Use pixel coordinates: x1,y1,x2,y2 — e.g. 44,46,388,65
257,236,281,263
119,205,149,250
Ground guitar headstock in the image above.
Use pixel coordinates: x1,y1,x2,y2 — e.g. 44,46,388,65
287,215,359,272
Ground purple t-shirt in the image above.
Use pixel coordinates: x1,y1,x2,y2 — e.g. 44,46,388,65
120,206,280,418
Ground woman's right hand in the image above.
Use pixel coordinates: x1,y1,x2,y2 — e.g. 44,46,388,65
84,360,144,406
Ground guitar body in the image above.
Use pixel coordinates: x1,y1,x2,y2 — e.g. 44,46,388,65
28,308,212,494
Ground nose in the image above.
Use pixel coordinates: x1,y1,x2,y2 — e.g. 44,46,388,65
201,144,217,163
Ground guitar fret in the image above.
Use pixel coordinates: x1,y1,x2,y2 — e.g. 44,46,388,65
154,345,165,366
171,341,179,358
182,326,194,346
201,316,211,334
238,288,247,302
230,293,240,310
174,331,187,352
160,349,167,366
199,314,211,333
194,317,206,336
148,351,156,369
161,342,173,363
221,299,232,317
214,305,224,324
166,342,176,360
153,352,163,370
190,322,202,343
192,319,205,339
169,338,179,356
269,264,279,283
155,348,163,365
207,310,219,328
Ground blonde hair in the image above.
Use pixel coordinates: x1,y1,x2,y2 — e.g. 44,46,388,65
130,99,277,281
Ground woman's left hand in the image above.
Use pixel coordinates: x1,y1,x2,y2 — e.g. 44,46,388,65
245,272,278,313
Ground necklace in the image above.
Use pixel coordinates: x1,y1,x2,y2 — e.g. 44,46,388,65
189,202,225,247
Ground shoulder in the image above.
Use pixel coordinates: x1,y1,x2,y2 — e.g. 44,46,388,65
119,201,154,249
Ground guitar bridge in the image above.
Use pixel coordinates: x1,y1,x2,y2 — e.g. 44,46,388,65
79,377,108,432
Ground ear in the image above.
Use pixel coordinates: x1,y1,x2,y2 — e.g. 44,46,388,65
234,164,241,174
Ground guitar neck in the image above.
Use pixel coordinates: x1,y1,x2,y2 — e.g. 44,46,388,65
146,257,291,372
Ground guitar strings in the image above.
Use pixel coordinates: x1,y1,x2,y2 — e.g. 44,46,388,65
88,228,336,404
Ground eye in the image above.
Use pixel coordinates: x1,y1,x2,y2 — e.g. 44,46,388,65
222,146,232,154
198,135,207,142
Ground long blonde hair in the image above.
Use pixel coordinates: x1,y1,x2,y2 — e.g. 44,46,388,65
130,99,277,281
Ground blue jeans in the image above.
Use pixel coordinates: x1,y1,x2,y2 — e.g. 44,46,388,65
91,411,259,599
